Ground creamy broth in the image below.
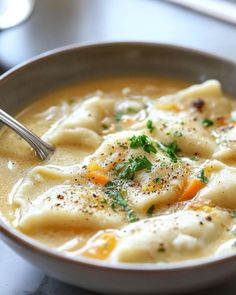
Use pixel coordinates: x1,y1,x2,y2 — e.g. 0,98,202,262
0,77,236,263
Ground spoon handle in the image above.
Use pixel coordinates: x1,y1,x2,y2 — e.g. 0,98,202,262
0,109,54,160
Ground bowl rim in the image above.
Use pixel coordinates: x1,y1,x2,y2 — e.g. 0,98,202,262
1,41,236,273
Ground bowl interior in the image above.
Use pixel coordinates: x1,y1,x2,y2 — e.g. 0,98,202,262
1,42,236,273
1,42,236,118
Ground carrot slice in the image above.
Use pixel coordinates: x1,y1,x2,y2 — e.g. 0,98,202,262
179,178,205,202
216,117,227,126
86,162,109,185
81,233,118,260
87,162,106,173
86,171,109,185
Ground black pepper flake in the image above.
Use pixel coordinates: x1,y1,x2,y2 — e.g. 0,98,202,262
57,194,64,200
192,98,205,112
206,216,212,222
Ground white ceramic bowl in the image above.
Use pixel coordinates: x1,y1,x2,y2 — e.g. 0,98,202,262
1,42,236,294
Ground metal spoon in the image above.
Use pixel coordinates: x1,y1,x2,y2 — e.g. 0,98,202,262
0,109,54,160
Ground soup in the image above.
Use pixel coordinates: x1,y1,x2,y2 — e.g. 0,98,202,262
0,77,236,263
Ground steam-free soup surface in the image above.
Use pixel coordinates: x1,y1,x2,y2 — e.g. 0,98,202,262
0,77,236,263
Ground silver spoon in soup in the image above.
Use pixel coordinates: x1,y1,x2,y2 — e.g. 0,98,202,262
0,109,54,160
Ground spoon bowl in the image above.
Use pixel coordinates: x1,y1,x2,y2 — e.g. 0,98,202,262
0,109,54,160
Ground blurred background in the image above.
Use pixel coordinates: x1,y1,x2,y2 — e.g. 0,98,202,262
1,0,236,74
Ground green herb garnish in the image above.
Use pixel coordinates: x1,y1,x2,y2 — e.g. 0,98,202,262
105,181,117,190
230,211,236,218
197,169,209,184
130,135,157,154
114,108,138,122
157,141,180,163
114,111,124,122
114,123,122,131
127,107,138,113
190,155,199,161
106,191,128,208
117,155,153,180
115,163,127,172
147,205,155,217
127,209,139,222
232,229,236,236
155,176,162,183
147,120,155,133
202,118,214,127
105,186,138,222
173,131,183,137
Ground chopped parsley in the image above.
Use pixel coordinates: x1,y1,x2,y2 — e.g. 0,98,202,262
147,205,155,217
230,211,236,218
114,111,124,122
147,120,155,133
197,169,209,184
105,182,138,222
115,123,123,131
166,131,183,137
202,118,214,127
157,141,180,163
115,163,127,172
114,108,138,122
116,155,153,180
232,229,236,236
130,135,157,154
105,181,117,190
155,176,162,183
173,131,183,137
127,209,139,223
160,161,167,168
127,107,138,113
190,155,199,161
106,191,128,208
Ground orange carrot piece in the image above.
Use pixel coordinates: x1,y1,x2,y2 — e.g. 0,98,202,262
86,171,109,185
86,162,109,185
87,162,106,173
82,233,118,260
179,178,205,202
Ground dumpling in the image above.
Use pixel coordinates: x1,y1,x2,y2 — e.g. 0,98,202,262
82,130,193,213
13,130,195,231
44,96,115,148
197,160,236,209
140,80,235,159
147,111,217,158
110,209,231,263
17,184,126,232
213,125,236,161
156,80,233,118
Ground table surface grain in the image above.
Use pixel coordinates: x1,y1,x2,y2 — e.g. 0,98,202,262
0,0,236,294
